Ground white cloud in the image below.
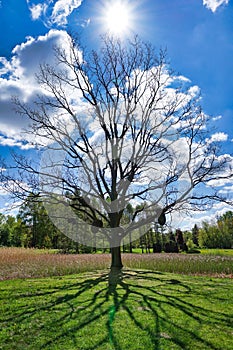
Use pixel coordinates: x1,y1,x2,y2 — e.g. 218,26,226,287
29,3,46,20
207,178,232,187
219,185,233,194
27,0,83,27
0,30,72,145
188,85,200,98
0,193,25,216
205,153,233,187
172,201,233,230
0,180,30,197
0,135,34,150
176,75,191,83
0,186,8,196
203,0,229,13
11,30,71,81
212,115,222,121
50,0,82,26
207,132,228,143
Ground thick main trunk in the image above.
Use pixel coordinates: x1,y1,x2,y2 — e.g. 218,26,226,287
109,245,123,288
109,212,123,271
110,245,123,270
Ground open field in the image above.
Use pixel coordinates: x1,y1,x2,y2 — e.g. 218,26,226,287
0,248,232,280
0,248,232,349
0,248,110,280
0,271,233,350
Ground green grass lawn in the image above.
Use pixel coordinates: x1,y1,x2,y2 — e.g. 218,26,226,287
0,270,232,350
199,249,233,256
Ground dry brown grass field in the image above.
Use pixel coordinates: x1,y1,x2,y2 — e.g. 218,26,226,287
0,247,232,280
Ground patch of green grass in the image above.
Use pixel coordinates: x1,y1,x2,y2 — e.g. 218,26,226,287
128,248,233,256
199,249,233,256
130,248,152,253
0,270,232,350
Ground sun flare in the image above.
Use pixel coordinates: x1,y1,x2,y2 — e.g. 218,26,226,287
101,1,134,36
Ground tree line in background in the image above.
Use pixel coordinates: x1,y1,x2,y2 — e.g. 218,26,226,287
0,195,232,252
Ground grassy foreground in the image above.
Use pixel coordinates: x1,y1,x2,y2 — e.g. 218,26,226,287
0,270,232,350
0,249,232,349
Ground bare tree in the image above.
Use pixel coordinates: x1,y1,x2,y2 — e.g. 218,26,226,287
2,34,232,274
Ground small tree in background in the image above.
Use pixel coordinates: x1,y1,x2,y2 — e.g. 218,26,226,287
153,223,162,253
175,229,186,251
192,224,199,246
0,213,10,247
164,231,178,253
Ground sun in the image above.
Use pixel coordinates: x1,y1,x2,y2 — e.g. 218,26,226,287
100,1,134,36
104,2,130,35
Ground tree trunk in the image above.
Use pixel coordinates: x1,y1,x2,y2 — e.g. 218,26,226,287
109,245,123,288
129,232,133,253
108,213,123,287
110,246,123,270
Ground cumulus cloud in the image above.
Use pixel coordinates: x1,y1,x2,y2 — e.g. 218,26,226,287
173,200,233,230
0,135,34,150
50,0,83,26
203,0,229,13
0,30,72,145
29,3,46,20
207,132,228,143
27,0,83,27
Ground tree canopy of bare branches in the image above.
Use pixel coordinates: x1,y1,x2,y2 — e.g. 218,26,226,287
2,34,232,271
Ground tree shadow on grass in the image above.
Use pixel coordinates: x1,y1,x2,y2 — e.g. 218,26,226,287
106,270,233,350
1,270,233,349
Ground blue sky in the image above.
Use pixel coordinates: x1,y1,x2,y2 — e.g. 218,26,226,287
0,0,233,228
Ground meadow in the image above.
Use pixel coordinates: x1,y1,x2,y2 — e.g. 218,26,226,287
0,248,232,349
0,247,232,280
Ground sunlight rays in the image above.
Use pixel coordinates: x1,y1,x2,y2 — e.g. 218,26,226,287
99,0,137,37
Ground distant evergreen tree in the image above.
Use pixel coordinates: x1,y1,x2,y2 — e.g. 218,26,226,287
175,229,186,251
192,224,199,246
164,231,179,253
0,213,10,246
